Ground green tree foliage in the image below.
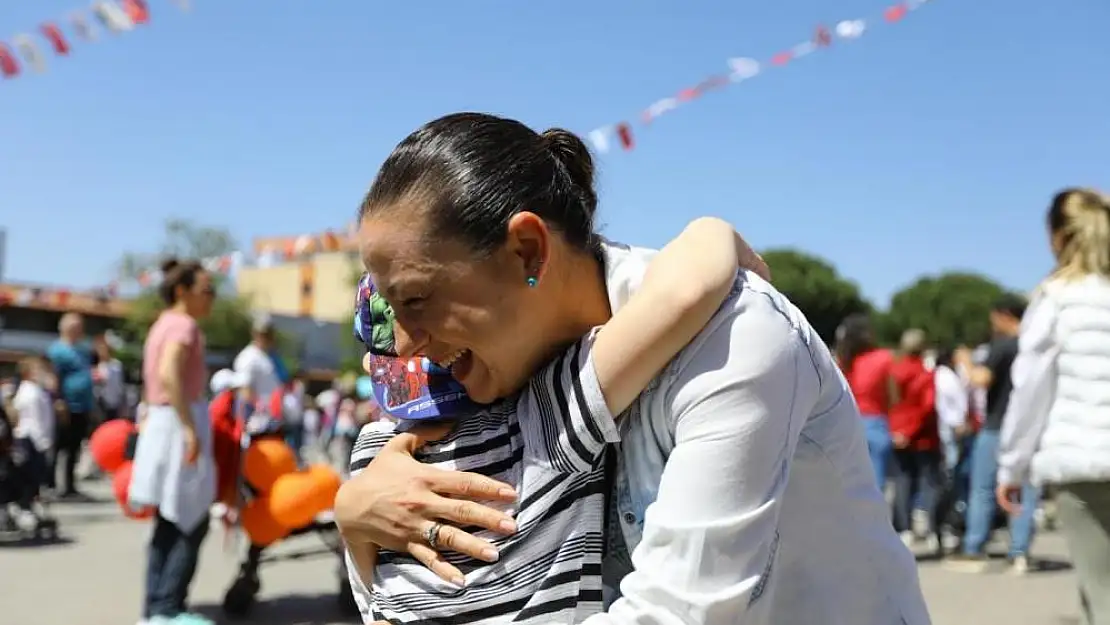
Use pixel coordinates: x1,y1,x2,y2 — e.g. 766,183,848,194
761,249,873,344
880,272,1009,348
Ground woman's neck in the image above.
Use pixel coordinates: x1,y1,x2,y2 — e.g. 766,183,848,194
169,302,191,318
548,249,612,346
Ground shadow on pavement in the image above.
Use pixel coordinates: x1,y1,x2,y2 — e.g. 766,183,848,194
0,533,76,549
1033,558,1073,574
194,593,360,625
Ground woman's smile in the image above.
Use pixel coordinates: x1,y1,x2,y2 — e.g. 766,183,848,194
447,349,477,385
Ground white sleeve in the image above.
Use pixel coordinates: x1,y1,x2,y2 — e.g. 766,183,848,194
11,386,31,414
234,350,262,395
997,293,1059,486
583,290,819,625
934,369,969,431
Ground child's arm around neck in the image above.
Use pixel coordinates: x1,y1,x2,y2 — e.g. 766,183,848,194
593,217,744,415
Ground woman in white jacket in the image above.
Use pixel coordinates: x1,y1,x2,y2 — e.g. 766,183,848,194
997,188,1110,625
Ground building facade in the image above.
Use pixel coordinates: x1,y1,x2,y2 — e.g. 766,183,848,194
0,282,130,373
237,234,362,324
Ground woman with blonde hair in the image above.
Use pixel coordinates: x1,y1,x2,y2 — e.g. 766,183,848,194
997,188,1110,624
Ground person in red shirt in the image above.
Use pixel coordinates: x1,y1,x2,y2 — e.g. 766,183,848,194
836,314,899,490
889,329,943,552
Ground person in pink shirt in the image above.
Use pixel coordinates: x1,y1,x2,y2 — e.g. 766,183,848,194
836,313,900,490
128,258,216,625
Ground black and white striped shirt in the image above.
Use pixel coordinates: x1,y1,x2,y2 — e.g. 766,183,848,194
347,332,620,624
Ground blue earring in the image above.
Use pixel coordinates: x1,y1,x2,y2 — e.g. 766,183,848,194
526,276,538,288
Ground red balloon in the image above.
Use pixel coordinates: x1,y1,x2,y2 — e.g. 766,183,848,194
112,462,155,520
90,420,135,473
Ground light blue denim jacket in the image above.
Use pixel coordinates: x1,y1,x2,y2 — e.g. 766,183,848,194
589,241,931,625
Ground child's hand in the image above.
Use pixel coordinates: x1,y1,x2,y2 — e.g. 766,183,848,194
735,233,771,282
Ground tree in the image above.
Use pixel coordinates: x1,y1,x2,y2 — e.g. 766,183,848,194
117,219,275,373
761,249,873,344
880,272,1010,348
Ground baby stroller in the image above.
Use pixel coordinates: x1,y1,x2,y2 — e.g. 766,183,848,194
211,388,357,619
0,410,58,541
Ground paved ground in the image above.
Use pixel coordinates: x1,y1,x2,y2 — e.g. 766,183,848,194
0,479,1082,625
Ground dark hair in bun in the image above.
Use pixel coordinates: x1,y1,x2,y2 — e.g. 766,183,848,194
157,257,204,305
360,112,600,255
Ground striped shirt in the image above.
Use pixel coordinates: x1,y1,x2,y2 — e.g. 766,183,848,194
347,331,620,624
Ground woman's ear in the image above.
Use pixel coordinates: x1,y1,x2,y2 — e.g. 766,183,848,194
504,212,551,281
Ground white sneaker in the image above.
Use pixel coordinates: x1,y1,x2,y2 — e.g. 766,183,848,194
941,530,962,552
912,509,929,536
899,531,916,548
1010,554,1032,575
14,510,38,533
924,534,941,554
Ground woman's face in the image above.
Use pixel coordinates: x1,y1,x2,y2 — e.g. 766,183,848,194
182,271,215,319
1049,225,1065,260
359,214,555,403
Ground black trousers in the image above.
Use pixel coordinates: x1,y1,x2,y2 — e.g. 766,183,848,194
892,449,944,536
144,514,210,618
51,411,89,494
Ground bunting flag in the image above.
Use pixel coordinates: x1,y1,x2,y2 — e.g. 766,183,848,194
1,0,189,82
92,1,135,33
0,0,936,292
0,44,20,78
69,12,97,42
12,35,47,73
40,24,71,56
585,0,933,154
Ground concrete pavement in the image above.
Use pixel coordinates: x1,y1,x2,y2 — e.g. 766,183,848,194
0,480,1081,625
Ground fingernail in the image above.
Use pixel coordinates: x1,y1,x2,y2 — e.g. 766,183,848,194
498,488,517,499
451,576,466,587
499,519,517,533
481,548,499,562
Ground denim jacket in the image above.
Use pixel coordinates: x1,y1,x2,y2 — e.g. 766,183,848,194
590,240,932,625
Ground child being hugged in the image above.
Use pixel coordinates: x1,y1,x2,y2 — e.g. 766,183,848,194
345,217,755,625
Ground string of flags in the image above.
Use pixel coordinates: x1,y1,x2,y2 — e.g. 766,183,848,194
0,0,190,80
0,0,936,299
584,0,932,154
115,225,363,295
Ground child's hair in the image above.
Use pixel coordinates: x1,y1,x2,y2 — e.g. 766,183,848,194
158,257,205,305
1048,188,1110,281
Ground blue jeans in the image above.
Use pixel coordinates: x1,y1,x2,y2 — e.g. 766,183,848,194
144,514,210,618
862,416,892,491
962,429,1040,557
285,422,304,464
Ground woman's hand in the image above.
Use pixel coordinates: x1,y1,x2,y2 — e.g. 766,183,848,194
182,426,199,465
335,428,520,586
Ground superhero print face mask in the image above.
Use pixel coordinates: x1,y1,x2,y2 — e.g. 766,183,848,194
354,273,399,357
353,273,480,423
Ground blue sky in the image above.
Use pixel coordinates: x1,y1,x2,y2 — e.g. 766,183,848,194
1,0,1107,305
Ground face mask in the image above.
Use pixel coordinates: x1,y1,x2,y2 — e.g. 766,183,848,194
353,273,481,425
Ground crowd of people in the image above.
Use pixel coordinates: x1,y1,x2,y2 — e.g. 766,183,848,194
836,296,1040,569
2,113,1109,625
0,313,128,525
835,187,1110,622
